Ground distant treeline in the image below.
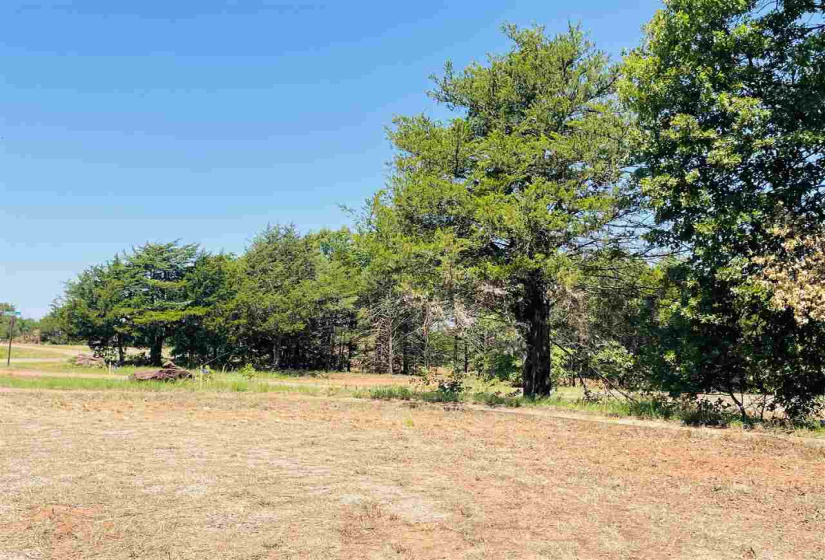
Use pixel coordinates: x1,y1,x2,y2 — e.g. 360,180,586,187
35,2,825,422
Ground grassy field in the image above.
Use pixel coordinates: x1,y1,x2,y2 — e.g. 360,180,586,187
1,388,823,559
0,373,344,397
0,345,81,360
0,361,160,376
1,344,154,361
0,361,822,432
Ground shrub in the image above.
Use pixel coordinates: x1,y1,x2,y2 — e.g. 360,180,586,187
238,363,258,379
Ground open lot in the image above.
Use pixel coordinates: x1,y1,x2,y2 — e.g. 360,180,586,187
1,387,824,560
0,360,520,395
0,344,87,361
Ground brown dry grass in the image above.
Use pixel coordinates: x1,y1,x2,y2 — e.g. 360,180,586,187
8,344,91,357
288,372,423,388
1,390,824,559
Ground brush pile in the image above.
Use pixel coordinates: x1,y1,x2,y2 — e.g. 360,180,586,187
131,361,193,382
71,354,106,368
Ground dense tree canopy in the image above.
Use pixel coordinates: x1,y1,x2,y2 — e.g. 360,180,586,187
621,0,825,417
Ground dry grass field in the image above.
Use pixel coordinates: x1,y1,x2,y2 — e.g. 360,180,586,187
1,388,824,560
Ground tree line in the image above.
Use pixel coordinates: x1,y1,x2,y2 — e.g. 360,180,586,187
34,0,825,421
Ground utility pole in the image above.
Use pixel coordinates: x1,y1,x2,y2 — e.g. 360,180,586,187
4,309,21,366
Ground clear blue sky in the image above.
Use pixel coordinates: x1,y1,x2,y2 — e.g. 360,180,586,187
1,0,662,319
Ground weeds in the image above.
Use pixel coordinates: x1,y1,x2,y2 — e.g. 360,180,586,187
470,392,522,408
364,386,461,403
363,384,825,434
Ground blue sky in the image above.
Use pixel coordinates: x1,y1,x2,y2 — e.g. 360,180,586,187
1,0,662,319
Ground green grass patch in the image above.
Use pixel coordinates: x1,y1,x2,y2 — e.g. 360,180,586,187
0,374,346,396
0,361,153,376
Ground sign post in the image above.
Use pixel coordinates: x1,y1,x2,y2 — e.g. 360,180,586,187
4,310,21,366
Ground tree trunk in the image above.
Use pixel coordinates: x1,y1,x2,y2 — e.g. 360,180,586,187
402,321,410,375
150,334,164,367
338,332,345,371
453,333,459,373
272,335,281,370
325,328,334,372
518,280,552,398
387,320,394,375
117,333,125,366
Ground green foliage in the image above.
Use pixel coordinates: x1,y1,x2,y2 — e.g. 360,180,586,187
55,228,362,372
386,24,634,396
436,377,464,397
58,242,204,366
550,345,571,386
37,312,74,345
123,242,203,365
238,363,258,379
366,385,462,403
467,314,522,383
483,352,520,383
622,0,825,418
167,252,237,368
41,7,825,423
591,342,638,386
58,260,129,360
228,224,361,371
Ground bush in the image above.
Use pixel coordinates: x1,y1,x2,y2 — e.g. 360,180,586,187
366,385,462,403
591,342,644,389
437,378,463,395
369,387,414,401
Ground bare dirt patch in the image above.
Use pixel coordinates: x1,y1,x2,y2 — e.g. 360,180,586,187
0,390,823,559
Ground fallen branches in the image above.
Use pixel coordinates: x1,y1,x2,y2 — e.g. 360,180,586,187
131,361,192,382
71,354,106,368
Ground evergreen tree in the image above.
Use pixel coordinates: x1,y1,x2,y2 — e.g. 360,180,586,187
386,25,632,396
120,242,202,366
